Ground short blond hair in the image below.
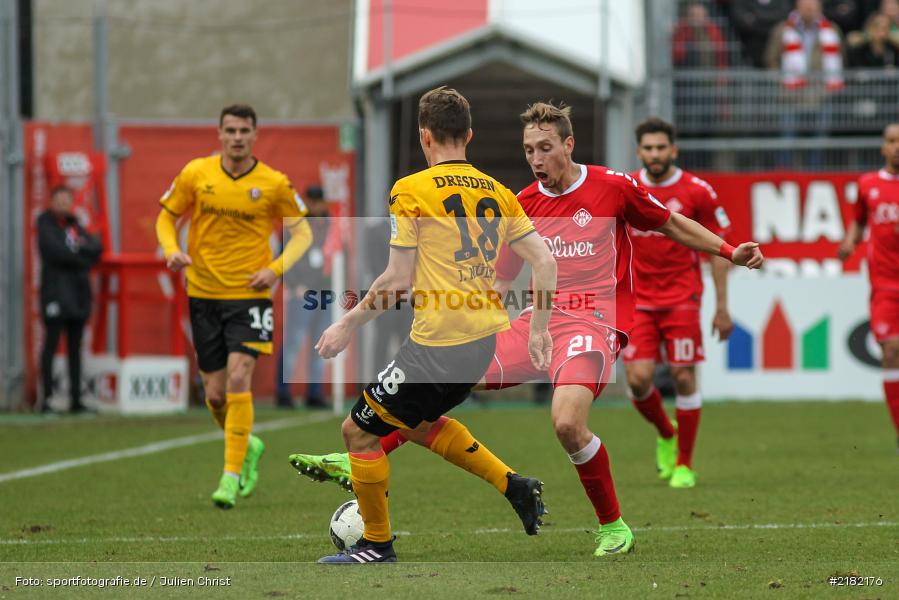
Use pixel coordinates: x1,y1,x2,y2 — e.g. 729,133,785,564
520,102,573,141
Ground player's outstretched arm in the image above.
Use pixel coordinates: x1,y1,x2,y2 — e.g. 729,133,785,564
710,256,734,340
155,209,191,272
316,246,416,359
838,220,864,261
509,232,557,370
657,212,764,269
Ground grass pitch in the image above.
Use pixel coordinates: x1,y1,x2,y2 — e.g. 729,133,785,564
0,399,896,599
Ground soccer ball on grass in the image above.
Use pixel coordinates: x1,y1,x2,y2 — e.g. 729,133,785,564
329,499,364,550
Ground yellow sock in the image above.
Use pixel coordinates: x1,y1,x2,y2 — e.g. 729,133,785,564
224,392,253,474
427,417,511,494
349,451,391,543
205,398,226,429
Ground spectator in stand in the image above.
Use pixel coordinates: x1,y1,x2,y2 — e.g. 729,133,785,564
766,0,845,167
880,0,899,41
848,13,899,66
729,0,793,68
673,2,728,68
822,0,867,34
848,0,899,49
767,0,846,88
37,185,104,413
277,185,330,409
848,0,899,47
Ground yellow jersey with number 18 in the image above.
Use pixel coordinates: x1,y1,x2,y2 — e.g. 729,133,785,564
389,160,535,347
159,156,308,300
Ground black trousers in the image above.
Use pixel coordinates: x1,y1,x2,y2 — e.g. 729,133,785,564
41,318,86,411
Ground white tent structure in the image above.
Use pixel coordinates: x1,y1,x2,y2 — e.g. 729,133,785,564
352,0,649,215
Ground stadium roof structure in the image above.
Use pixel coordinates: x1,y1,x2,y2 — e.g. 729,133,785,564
353,21,641,101
351,0,647,216
352,0,646,99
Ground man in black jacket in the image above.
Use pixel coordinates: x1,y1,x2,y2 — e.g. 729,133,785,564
37,185,104,413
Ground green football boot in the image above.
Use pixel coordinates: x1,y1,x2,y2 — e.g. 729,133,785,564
669,464,697,488
288,452,353,492
656,434,677,480
593,517,635,557
239,435,265,498
211,474,239,509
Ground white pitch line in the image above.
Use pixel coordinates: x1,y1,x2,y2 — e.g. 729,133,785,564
0,413,335,485
2,521,895,546
475,520,899,534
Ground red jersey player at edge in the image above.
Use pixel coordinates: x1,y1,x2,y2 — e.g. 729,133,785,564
481,102,763,556
623,117,735,490
839,122,899,451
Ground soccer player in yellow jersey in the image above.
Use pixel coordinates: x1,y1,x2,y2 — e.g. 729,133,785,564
155,104,313,509
312,87,557,563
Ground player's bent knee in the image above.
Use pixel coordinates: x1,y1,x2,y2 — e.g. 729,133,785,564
340,415,357,434
552,416,585,445
340,416,364,449
200,370,227,407
625,371,646,389
226,371,251,393
671,369,696,395
625,367,653,396
203,382,226,408
225,354,255,392
628,378,652,399
403,420,435,446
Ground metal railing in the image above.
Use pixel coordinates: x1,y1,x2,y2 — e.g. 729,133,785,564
674,137,882,172
665,69,895,171
673,69,899,136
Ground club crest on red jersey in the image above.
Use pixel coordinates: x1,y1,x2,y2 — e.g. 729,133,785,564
572,207,592,228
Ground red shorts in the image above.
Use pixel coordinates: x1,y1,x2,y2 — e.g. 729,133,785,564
621,307,705,366
870,289,899,343
484,309,619,398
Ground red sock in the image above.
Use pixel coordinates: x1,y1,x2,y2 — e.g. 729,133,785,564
675,408,701,468
884,374,899,436
380,430,407,454
570,436,620,524
632,386,675,439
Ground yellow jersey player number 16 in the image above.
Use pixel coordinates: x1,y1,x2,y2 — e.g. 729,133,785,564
154,104,313,510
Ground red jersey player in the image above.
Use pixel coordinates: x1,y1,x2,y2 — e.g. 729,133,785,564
478,103,761,557
839,122,899,450
623,117,734,489
289,102,764,558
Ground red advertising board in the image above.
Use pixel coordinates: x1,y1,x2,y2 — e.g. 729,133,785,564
23,121,355,404
698,172,865,274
